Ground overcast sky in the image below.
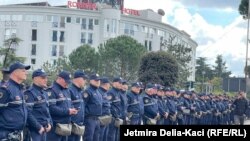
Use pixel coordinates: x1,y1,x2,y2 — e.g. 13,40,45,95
0,0,246,77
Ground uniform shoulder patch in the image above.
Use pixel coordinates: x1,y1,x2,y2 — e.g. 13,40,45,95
47,91,52,97
83,92,88,98
144,98,149,104
106,95,112,100
0,92,3,99
24,95,29,101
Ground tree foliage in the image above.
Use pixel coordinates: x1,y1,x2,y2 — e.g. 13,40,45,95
138,51,178,87
239,0,249,19
213,55,231,78
161,35,192,85
0,36,25,68
98,35,146,80
69,45,99,73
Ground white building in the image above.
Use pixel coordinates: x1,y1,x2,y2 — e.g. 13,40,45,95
0,1,198,81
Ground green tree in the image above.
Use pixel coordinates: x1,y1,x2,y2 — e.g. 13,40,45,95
161,35,192,86
138,51,178,87
41,56,72,85
213,55,231,78
69,45,99,73
1,36,25,68
195,57,213,92
98,35,146,80
239,0,249,19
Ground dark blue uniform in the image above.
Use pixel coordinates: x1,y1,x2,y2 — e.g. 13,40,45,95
83,84,102,141
0,79,28,140
107,87,122,141
98,87,111,141
68,84,85,141
143,93,159,125
127,91,143,125
24,84,52,141
47,82,72,141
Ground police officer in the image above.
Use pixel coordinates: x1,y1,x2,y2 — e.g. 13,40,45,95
0,62,30,140
68,70,88,141
83,73,102,141
143,83,160,125
107,77,123,141
126,82,144,125
24,69,52,141
47,70,78,141
98,77,111,141
120,79,128,124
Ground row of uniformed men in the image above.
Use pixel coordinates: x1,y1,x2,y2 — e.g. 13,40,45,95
0,62,242,141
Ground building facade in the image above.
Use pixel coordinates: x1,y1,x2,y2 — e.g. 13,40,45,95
0,2,197,81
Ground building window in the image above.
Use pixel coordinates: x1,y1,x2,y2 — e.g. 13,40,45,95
60,16,65,28
0,15,11,21
88,19,93,30
149,41,152,51
52,31,57,42
51,45,57,56
32,29,37,41
81,32,86,44
88,33,93,44
5,28,16,40
145,40,148,49
31,44,36,55
60,31,65,42
94,19,99,25
81,18,86,29
66,17,71,23
76,17,80,23
31,59,36,64
111,19,116,33
59,45,64,56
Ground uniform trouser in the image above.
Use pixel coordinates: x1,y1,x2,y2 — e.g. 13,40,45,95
0,130,11,140
83,117,100,141
234,115,245,125
47,126,67,141
130,116,141,125
30,130,46,141
68,133,81,141
99,124,109,141
107,119,119,141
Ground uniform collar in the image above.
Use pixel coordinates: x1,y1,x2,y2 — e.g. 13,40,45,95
90,84,98,90
32,83,44,91
99,87,108,93
53,81,65,90
72,83,82,91
9,79,23,89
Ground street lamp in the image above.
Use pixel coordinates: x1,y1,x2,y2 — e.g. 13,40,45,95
245,0,250,93
202,71,205,93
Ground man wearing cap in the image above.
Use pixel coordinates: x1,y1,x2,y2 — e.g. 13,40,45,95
107,77,123,141
47,70,78,141
120,79,128,125
83,73,102,141
98,77,111,141
142,83,160,125
127,82,144,125
0,62,30,140
68,70,88,141
24,69,52,141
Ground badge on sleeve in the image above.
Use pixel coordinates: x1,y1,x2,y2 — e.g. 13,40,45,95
106,95,112,100
47,92,52,97
0,92,3,99
144,98,149,104
83,92,88,98
24,95,28,101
